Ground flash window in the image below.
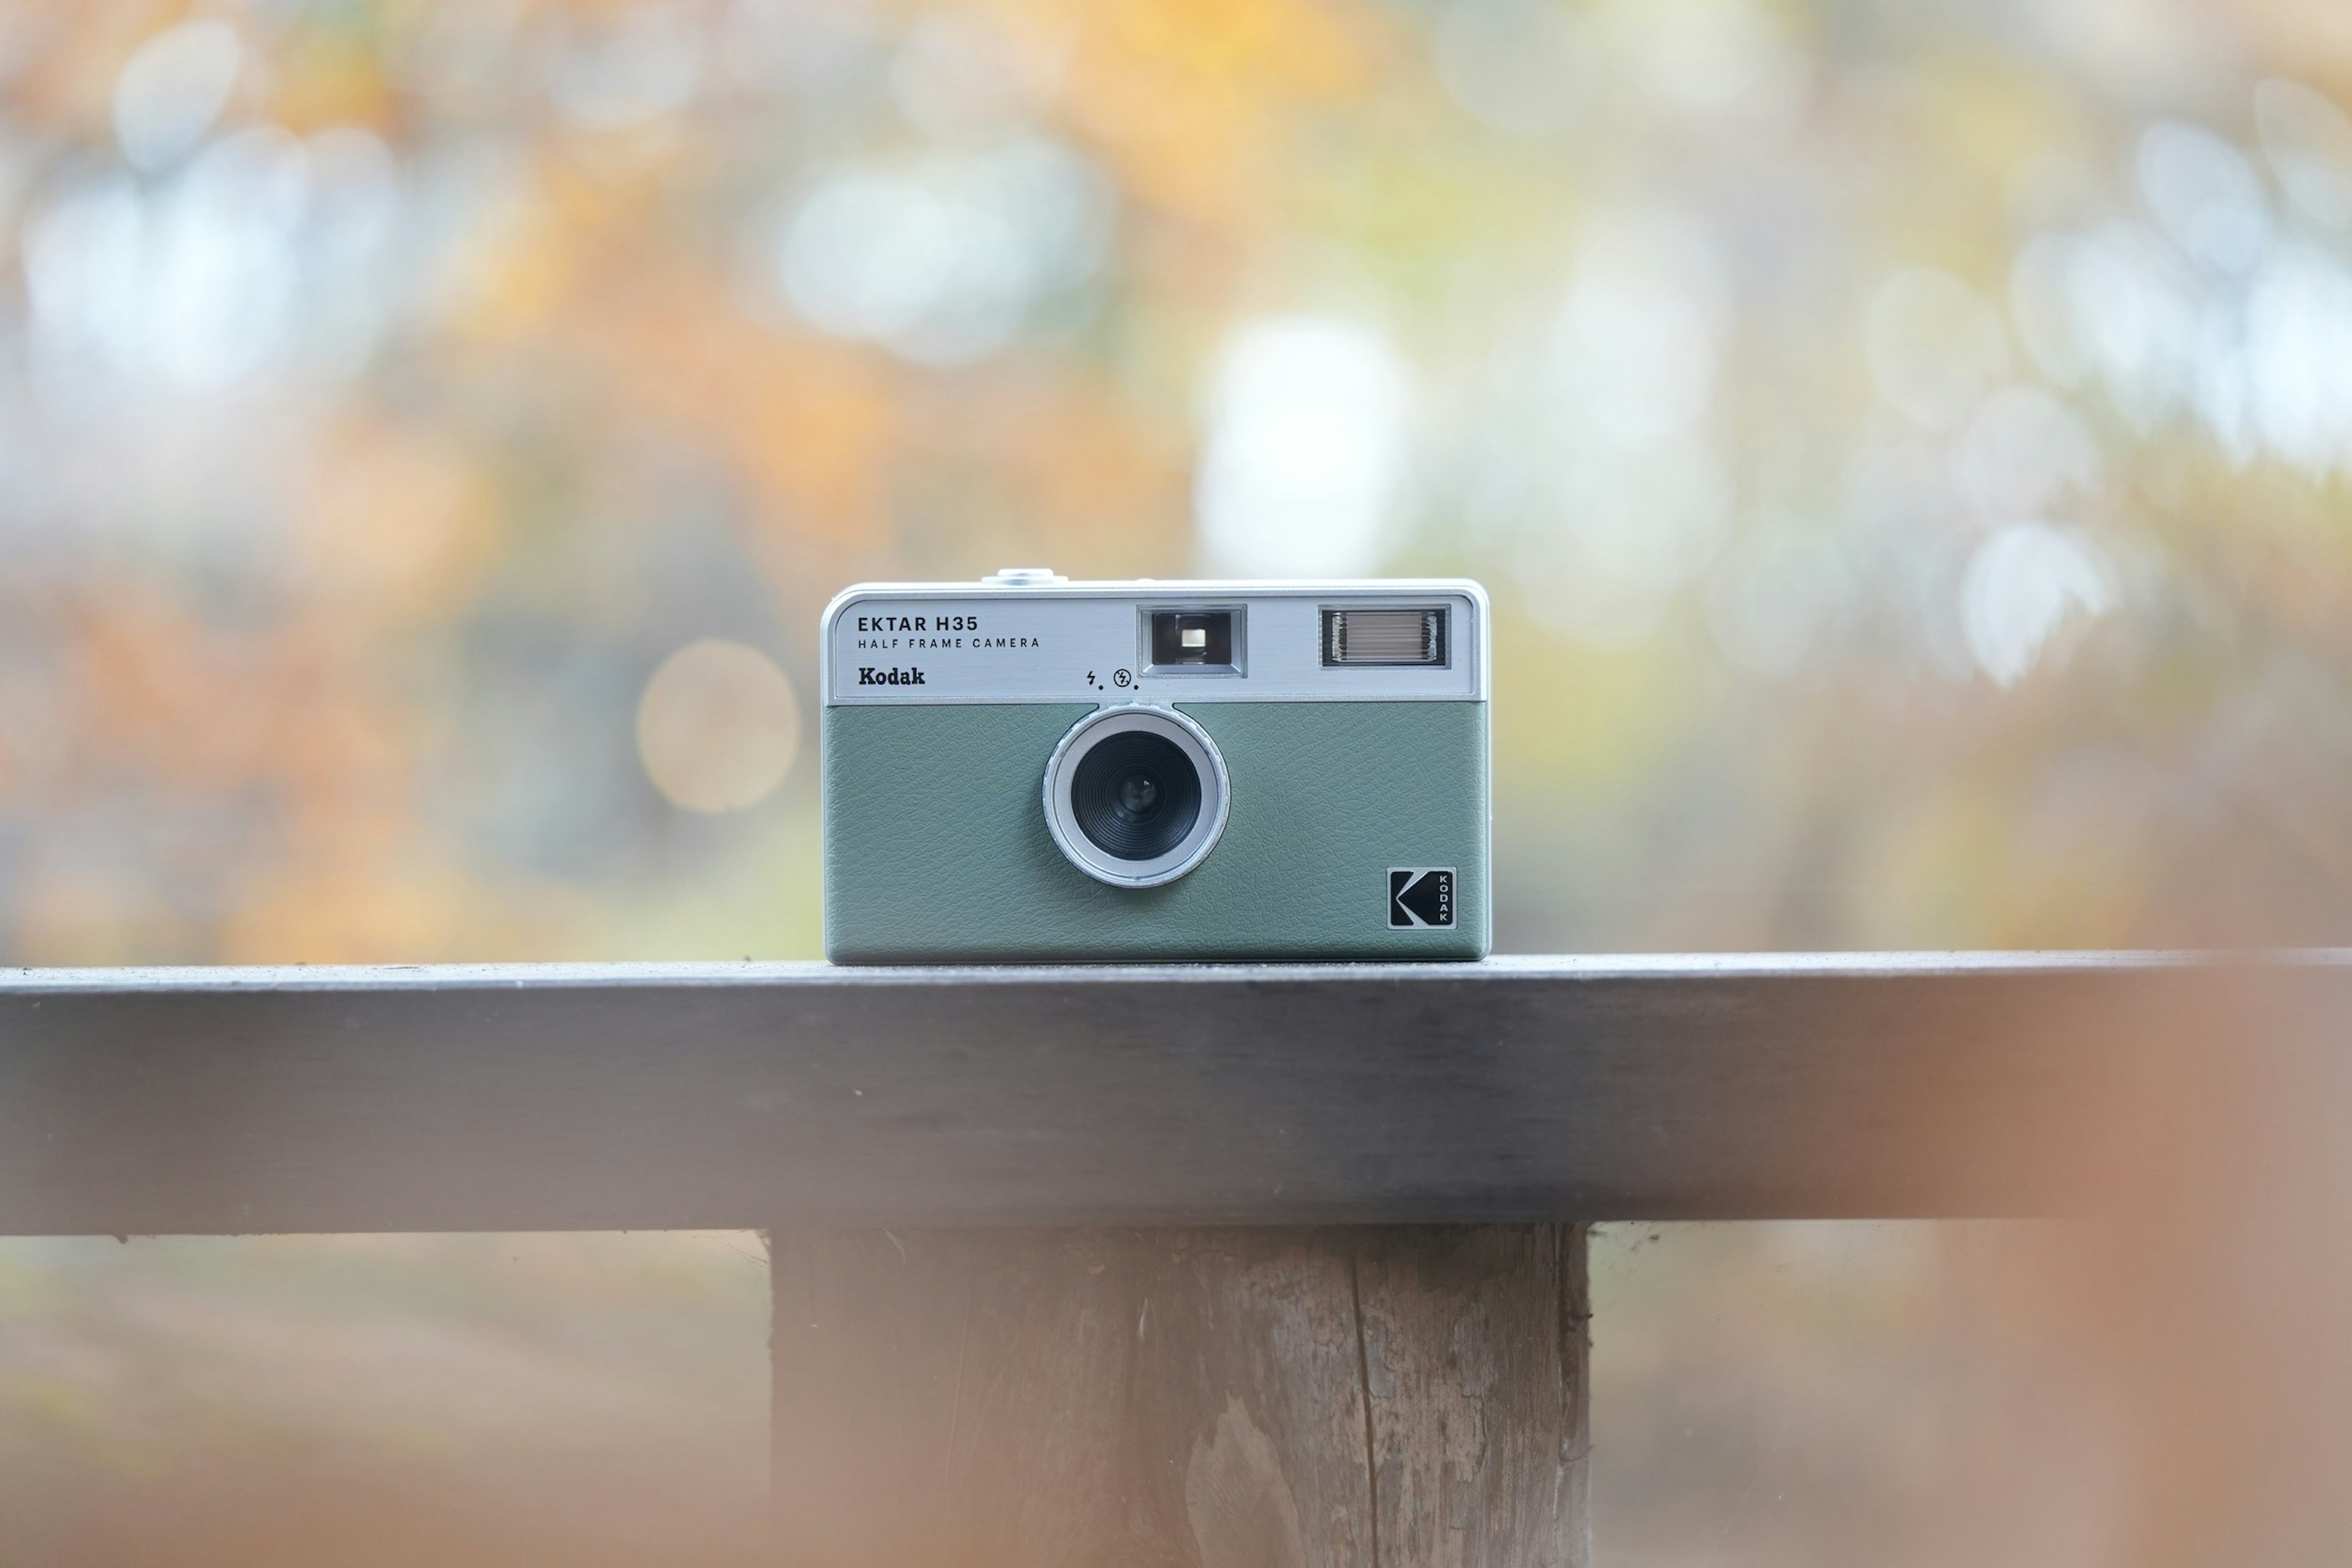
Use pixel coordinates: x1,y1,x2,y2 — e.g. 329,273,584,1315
1322,607,1448,667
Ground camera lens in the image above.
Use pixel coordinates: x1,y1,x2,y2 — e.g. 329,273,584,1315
1069,731,1202,861
1043,706,1229,887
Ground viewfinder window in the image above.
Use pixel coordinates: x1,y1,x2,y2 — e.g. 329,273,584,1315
1148,609,1240,673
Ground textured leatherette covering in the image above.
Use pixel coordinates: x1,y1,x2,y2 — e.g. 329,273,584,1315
824,701,1489,962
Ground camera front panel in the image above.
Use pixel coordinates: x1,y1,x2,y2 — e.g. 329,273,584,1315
820,579,1489,963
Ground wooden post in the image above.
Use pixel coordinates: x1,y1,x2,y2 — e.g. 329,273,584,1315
769,1226,1588,1567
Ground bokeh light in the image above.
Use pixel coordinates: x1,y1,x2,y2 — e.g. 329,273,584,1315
637,639,802,813
1197,315,1412,576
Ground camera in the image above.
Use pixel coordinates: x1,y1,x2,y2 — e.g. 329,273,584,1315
820,571,1490,963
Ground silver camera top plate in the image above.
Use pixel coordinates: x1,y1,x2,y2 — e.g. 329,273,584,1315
821,576,1488,707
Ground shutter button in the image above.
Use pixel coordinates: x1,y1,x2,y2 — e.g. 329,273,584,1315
982,567,1067,586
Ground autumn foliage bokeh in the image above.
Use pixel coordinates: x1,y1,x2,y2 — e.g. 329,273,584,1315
6,0,2351,969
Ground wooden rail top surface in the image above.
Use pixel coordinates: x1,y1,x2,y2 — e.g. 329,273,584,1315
2,953,2346,1235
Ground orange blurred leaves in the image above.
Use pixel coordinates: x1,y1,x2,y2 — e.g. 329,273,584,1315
296,420,504,625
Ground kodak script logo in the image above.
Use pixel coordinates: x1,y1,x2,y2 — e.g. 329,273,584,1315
858,665,927,686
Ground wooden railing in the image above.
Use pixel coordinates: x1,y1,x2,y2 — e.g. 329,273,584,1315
7,953,2345,1564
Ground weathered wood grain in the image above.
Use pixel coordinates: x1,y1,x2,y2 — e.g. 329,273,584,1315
3,954,2343,1234
767,1226,1588,1568
1358,1227,1588,1567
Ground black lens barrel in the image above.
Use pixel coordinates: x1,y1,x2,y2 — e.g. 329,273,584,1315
1069,731,1203,861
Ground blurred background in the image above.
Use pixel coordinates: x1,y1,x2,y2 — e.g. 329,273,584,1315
4,0,2351,1560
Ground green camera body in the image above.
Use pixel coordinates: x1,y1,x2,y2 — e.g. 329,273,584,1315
821,573,1490,963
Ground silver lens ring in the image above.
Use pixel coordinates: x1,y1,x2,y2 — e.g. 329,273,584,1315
1042,706,1230,888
